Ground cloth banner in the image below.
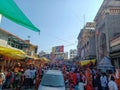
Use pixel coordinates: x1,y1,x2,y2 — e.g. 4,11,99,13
80,59,96,66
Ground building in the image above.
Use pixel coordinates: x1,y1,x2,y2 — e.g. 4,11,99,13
64,52,68,60
39,51,46,57
110,34,120,69
94,0,120,68
69,49,77,59
77,22,96,60
50,45,68,60
50,52,68,60
0,28,38,57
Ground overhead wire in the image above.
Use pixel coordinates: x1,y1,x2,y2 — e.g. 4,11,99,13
39,0,83,52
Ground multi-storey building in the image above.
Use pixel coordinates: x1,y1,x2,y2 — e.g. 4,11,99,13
69,49,77,59
110,34,120,69
50,45,68,60
0,28,38,57
94,0,120,68
77,22,96,60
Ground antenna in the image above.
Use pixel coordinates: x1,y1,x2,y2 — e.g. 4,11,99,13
28,36,31,41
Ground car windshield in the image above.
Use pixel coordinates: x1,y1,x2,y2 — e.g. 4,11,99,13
41,74,65,87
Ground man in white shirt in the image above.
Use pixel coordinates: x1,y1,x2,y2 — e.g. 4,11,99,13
100,72,108,90
78,79,87,90
24,67,31,89
0,72,5,90
108,76,118,90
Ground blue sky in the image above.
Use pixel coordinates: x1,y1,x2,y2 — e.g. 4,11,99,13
0,0,103,53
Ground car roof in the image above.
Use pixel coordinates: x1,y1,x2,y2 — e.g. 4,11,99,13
45,70,63,75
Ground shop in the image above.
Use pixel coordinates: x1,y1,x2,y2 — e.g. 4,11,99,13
110,45,120,69
0,46,26,72
110,35,120,69
97,57,114,73
26,57,51,67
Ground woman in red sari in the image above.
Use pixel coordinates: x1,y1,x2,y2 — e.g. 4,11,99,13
85,68,93,90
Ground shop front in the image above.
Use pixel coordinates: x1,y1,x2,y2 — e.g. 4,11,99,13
110,35,120,69
0,46,26,72
110,45,120,69
110,49,120,90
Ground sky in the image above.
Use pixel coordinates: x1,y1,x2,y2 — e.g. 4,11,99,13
0,0,104,54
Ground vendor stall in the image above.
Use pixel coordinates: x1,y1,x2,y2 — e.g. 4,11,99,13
0,46,26,72
0,46,26,59
97,57,114,73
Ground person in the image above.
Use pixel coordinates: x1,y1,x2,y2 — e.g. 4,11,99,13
100,72,108,90
78,79,87,90
74,82,79,90
13,71,22,90
93,73,100,90
0,72,6,90
108,76,118,90
24,67,31,89
5,69,12,88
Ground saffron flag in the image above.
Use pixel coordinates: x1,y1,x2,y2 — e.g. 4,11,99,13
0,0,40,32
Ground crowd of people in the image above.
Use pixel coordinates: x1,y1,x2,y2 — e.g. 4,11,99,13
0,61,119,90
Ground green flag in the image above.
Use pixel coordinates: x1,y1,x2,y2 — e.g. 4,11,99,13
0,0,40,32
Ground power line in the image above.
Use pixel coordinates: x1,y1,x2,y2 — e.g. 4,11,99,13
42,42,77,53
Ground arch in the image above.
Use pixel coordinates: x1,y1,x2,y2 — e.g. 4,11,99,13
100,33,107,59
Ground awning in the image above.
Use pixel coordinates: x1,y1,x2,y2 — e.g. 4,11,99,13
25,55,40,60
80,59,96,66
40,57,50,62
0,0,40,32
0,46,26,59
97,57,114,71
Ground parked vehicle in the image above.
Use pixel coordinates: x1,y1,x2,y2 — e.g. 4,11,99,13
38,70,65,90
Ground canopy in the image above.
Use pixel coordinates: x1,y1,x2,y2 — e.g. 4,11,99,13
97,57,114,72
98,57,112,66
0,0,40,32
0,46,26,59
40,57,50,62
80,59,96,66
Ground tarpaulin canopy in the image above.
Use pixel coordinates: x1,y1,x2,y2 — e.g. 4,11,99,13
0,0,40,32
80,59,96,66
97,57,114,72
0,46,26,59
40,57,50,62
25,55,39,60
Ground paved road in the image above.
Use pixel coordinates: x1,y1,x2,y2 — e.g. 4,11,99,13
3,89,34,90
3,86,34,90
3,88,34,90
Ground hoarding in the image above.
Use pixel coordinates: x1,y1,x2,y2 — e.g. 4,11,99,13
52,45,64,53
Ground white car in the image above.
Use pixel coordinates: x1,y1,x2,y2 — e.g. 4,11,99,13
38,70,65,90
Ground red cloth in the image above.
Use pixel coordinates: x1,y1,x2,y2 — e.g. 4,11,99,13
68,72,77,85
72,73,77,85
85,85,92,90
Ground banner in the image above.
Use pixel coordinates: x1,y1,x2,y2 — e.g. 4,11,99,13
52,45,64,52
80,59,96,66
